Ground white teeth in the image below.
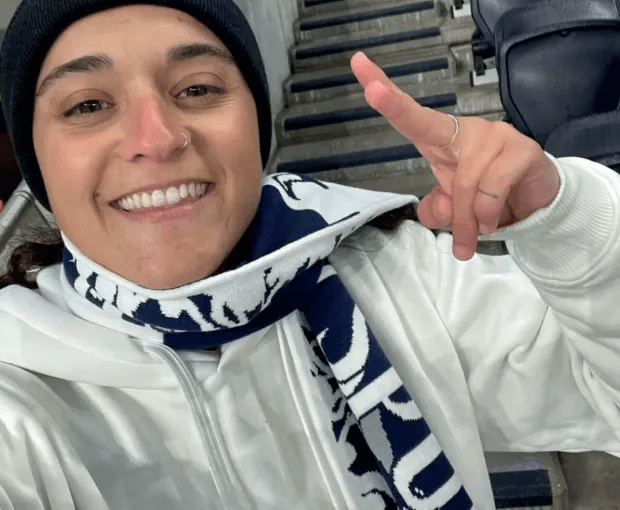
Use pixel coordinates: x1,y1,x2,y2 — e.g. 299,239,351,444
166,186,181,206
179,183,189,199
141,192,152,208
151,189,166,208
118,182,207,211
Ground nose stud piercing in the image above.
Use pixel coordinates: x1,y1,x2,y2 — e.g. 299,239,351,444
180,133,189,150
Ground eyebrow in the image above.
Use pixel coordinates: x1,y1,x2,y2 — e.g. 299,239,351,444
166,43,235,66
36,43,236,98
36,54,113,97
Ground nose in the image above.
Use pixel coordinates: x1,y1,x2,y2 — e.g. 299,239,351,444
118,95,185,163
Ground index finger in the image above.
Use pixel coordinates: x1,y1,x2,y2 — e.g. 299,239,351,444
351,52,459,149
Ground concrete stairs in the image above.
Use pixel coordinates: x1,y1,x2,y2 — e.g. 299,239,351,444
268,0,502,198
292,1,475,71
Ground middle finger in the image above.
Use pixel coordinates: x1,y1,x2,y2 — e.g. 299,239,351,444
450,142,503,260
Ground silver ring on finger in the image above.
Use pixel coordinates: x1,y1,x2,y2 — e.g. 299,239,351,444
440,114,459,149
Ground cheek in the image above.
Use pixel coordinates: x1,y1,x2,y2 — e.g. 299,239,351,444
36,128,98,191
34,127,69,207
34,129,106,227
212,97,264,202
231,130,263,217
222,125,260,166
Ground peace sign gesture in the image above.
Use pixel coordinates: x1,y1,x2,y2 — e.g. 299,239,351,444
351,52,560,261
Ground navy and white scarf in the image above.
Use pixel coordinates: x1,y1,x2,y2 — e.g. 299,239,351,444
61,173,472,509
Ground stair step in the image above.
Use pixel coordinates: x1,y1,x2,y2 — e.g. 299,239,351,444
278,142,422,176
301,0,454,17
292,12,475,72
286,48,454,105
273,129,426,189
273,138,436,196
303,0,342,8
296,0,437,42
301,0,418,16
270,111,506,197
491,470,552,508
295,26,441,61
283,93,457,132
485,452,568,510
299,0,435,31
278,71,503,146
277,89,457,146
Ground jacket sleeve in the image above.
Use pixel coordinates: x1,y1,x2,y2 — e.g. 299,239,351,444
332,155,620,457
433,155,620,452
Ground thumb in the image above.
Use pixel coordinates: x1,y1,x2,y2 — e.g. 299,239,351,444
417,187,453,230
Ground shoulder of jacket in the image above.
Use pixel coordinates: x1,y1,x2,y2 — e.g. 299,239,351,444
334,220,434,258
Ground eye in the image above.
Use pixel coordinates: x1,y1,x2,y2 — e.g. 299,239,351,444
64,99,113,118
177,84,225,100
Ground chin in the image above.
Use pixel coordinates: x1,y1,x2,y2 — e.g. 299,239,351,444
116,238,232,289
146,270,215,290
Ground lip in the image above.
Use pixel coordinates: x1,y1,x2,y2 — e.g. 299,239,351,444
113,183,214,223
110,178,211,205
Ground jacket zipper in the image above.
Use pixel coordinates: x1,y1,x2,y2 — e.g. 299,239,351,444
141,340,247,510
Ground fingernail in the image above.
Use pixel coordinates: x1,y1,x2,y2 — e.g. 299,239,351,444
453,245,471,261
353,51,369,64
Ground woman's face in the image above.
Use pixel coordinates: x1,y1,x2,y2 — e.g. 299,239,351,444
33,5,264,289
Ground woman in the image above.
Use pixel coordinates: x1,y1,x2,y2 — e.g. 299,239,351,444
0,0,619,509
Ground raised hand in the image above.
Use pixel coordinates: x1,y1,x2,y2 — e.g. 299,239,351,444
350,52,560,261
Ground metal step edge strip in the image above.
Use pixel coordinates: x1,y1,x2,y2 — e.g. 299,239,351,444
304,0,342,7
299,1,435,31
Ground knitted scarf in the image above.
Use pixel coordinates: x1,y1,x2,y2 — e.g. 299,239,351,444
61,173,472,509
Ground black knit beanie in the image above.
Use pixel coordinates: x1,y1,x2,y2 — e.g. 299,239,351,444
0,0,272,211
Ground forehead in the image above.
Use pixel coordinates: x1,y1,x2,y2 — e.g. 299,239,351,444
39,4,229,74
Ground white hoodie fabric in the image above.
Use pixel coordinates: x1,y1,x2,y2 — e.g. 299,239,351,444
0,156,619,510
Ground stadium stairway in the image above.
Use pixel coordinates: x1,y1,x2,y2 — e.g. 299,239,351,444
268,0,503,198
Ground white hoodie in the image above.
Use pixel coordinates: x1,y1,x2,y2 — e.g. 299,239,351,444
0,156,619,510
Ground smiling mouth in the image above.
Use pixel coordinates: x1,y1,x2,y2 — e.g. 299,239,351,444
114,182,211,212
